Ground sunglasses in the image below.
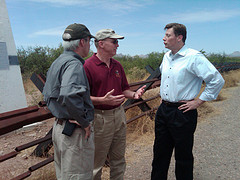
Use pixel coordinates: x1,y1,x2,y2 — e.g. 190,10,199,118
100,39,118,44
111,39,118,44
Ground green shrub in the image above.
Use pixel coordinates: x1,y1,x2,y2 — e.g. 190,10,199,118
18,45,240,79
128,67,147,82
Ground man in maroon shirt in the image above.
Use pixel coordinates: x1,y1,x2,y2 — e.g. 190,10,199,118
84,29,146,180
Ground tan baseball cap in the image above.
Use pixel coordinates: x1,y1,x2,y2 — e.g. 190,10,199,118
95,29,124,41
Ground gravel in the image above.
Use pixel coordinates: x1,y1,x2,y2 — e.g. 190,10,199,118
124,84,240,180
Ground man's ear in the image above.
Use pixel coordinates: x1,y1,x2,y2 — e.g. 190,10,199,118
177,35,183,42
79,39,85,47
97,40,104,48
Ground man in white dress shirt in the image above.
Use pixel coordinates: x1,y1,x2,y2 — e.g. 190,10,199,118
151,23,225,180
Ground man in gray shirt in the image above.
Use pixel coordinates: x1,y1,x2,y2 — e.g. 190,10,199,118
43,23,95,180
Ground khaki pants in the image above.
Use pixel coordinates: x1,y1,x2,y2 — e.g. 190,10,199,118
93,106,126,180
52,120,94,180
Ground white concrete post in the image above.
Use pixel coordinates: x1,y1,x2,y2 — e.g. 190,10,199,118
0,0,27,113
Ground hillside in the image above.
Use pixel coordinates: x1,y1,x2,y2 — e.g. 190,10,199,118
228,51,240,57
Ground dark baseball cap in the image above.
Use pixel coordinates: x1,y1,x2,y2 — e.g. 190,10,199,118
62,23,95,41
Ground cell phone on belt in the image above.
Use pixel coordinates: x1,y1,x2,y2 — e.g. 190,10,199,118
62,120,76,136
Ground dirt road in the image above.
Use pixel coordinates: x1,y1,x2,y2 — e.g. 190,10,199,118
1,84,239,180
124,84,240,180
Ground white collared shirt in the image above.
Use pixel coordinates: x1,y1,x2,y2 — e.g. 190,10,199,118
160,46,225,102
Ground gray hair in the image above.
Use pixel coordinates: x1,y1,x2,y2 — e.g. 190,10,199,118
62,39,81,51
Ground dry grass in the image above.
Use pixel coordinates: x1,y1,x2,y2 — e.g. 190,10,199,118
126,87,160,138
222,69,240,88
4,69,239,180
23,78,43,106
125,69,240,140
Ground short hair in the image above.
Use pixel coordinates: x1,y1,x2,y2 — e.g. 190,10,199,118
62,39,81,51
62,38,89,51
164,23,187,43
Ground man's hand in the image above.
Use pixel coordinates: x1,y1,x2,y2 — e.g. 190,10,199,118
84,124,91,139
178,99,205,113
90,89,125,106
103,89,125,105
133,85,146,99
69,120,91,139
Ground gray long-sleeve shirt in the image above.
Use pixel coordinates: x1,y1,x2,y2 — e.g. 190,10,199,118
43,50,94,128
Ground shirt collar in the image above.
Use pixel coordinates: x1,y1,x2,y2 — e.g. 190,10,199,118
93,53,116,66
170,45,188,59
177,45,188,56
63,50,85,64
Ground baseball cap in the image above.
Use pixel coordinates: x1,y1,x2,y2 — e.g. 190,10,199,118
62,23,95,41
95,29,124,41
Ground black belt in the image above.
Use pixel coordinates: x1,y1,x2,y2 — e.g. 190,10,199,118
162,100,184,107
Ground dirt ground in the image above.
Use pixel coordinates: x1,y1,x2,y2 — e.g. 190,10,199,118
124,84,240,180
0,71,240,180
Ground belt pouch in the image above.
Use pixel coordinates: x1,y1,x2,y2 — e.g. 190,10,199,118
62,120,76,136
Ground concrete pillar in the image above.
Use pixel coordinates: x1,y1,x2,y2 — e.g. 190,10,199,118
0,0,27,113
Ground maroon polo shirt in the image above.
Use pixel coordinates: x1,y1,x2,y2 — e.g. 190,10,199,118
84,53,130,110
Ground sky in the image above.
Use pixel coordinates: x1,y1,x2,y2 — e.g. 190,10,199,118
5,0,240,56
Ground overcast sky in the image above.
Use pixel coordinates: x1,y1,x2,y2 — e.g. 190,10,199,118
5,0,240,56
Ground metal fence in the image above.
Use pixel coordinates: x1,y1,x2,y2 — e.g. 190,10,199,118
0,62,240,179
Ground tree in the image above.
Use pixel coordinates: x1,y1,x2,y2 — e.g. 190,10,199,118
17,44,64,77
